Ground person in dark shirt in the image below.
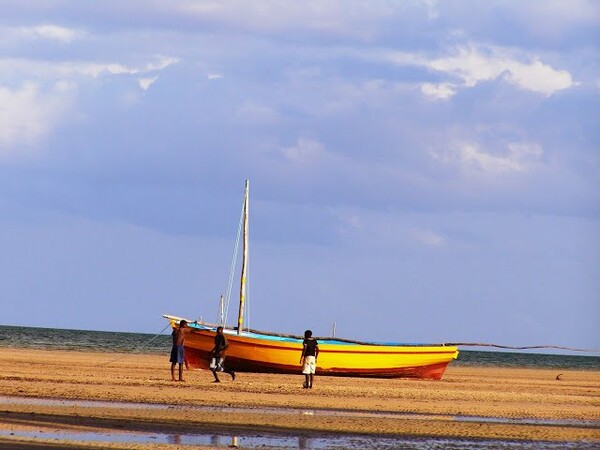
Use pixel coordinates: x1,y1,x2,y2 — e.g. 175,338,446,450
209,326,235,382
300,329,319,389
170,320,192,382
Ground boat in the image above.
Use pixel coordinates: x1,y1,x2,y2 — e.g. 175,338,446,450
164,180,458,379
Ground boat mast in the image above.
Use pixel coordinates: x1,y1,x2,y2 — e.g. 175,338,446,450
219,295,225,326
236,180,249,335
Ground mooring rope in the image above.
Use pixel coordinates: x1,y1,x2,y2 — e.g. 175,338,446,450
100,323,172,367
444,342,599,353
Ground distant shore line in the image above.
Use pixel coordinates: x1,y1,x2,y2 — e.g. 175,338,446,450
1,342,598,371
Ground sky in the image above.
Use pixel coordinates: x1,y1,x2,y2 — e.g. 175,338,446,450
0,1,598,352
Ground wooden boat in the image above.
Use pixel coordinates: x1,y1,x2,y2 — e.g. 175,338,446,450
164,181,458,379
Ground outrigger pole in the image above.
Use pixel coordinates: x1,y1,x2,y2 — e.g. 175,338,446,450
236,180,249,335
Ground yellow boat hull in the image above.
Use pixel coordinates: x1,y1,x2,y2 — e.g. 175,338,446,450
170,321,458,380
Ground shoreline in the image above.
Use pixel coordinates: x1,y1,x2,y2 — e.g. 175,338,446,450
0,347,598,448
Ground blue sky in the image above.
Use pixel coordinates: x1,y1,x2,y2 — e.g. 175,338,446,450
0,1,598,352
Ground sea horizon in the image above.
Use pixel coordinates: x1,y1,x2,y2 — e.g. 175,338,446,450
1,324,598,370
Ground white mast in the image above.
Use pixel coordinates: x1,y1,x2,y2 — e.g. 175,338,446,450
236,180,249,335
219,295,225,326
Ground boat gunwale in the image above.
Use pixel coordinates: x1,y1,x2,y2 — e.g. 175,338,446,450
169,320,458,356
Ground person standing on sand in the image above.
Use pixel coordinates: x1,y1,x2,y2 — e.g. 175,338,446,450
170,320,192,382
210,326,235,382
300,329,319,389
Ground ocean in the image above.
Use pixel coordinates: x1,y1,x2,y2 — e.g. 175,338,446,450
0,324,598,370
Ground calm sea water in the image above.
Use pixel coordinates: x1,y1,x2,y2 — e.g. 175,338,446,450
0,325,598,370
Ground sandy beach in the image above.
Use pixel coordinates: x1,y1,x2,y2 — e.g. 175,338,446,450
0,347,598,449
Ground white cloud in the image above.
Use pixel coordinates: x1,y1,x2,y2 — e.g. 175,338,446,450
144,56,180,72
139,76,158,91
420,82,456,100
502,59,573,96
427,46,573,96
76,60,174,78
459,143,524,172
381,44,573,97
0,82,74,153
20,24,79,43
207,73,223,80
0,55,179,149
433,141,544,175
0,56,179,80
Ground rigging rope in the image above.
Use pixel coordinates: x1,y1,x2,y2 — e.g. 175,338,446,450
445,342,599,353
222,195,245,326
100,323,171,367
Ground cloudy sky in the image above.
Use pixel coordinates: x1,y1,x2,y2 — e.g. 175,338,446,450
1,1,598,352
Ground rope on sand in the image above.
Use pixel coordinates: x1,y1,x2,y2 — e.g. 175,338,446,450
100,323,172,367
444,342,599,353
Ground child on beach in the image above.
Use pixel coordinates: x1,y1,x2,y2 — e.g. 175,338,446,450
170,320,192,382
300,329,319,389
209,326,235,382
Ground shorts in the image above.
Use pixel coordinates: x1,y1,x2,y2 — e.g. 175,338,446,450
210,356,224,371
170,345,185,364
302,355,316,374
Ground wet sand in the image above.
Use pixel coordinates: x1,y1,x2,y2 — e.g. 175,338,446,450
0,347,598,449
